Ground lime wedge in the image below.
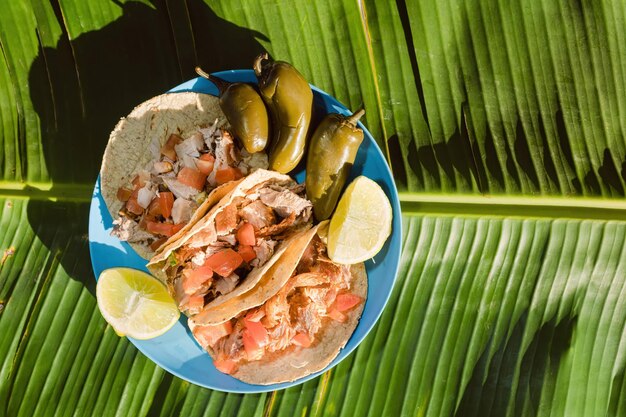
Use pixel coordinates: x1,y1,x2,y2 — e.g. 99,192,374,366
96,268,179,340
328,176,392,264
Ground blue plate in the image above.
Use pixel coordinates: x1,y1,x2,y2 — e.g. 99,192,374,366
88,70,402,393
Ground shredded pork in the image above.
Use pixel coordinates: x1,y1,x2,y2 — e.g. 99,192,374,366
215,204,238,235
240,200,276,230
251,239,276,267
167,180,312,315
215,273,239,295
195,236,359,372
259,188,312,218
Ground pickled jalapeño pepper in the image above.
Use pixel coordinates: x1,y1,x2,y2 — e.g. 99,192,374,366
306,107,365,221
195,67,269,153
253,53,313,174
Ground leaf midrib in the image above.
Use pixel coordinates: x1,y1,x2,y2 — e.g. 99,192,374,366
400,193,626,221
0,181,94,203
3,181,626,221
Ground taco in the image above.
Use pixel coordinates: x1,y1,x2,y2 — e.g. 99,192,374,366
100,92,269,259
147,169,314,317
188,222,367,385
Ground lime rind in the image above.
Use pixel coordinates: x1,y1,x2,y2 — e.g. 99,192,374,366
328,176,392,264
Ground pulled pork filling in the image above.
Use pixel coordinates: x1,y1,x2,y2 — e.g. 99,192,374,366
111,122,269,250
192,236,363,375
167,180,313,315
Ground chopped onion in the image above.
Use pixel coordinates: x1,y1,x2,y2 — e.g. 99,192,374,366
163,177,198,200
179,153,198,169
136,183,156,209
171,198,197,224
188,132,205,149
175,133,205,170
175,136,202,160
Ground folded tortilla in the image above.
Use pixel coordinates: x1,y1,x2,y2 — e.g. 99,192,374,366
100,92,232,259
189,222,367,385
147,168,313,315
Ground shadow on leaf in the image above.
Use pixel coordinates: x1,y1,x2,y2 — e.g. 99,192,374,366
455,313,575,417
26,0,269,289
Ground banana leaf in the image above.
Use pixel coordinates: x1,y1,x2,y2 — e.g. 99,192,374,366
1,0,625,416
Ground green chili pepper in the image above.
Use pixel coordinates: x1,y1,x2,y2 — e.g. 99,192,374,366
306,107,365,221
253,53,313,174
196,67,269,153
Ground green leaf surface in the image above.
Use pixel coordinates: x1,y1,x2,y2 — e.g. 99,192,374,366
377,0,626,195
1,0,626,416
2,203,626,416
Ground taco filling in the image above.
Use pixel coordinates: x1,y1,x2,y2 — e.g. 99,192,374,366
111,122,268,250
191,235,363,375
166,179,313,315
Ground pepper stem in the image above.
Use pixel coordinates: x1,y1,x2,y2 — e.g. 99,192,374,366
253,52,269,76
346,106,366,126
195,67,229,94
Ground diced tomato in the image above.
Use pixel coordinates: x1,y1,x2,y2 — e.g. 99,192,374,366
146,221,185,237
186,294,205,313
236,223,256,246
328,308,347,323
193,321,233,348
215,167,243,185
213,358,237,375
195,153,215,175
244,319,268,347
243,330,264,359
204,249,243,277
177,167,207,191
150,237,168,251
145,221,166,235
292,333,312,348
183,266,214,295
158,192,174,218
238,245,256,263
161,133,183,160
334,293,363,312
146,198,162,218
116,187,133,202
126,198,144,215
